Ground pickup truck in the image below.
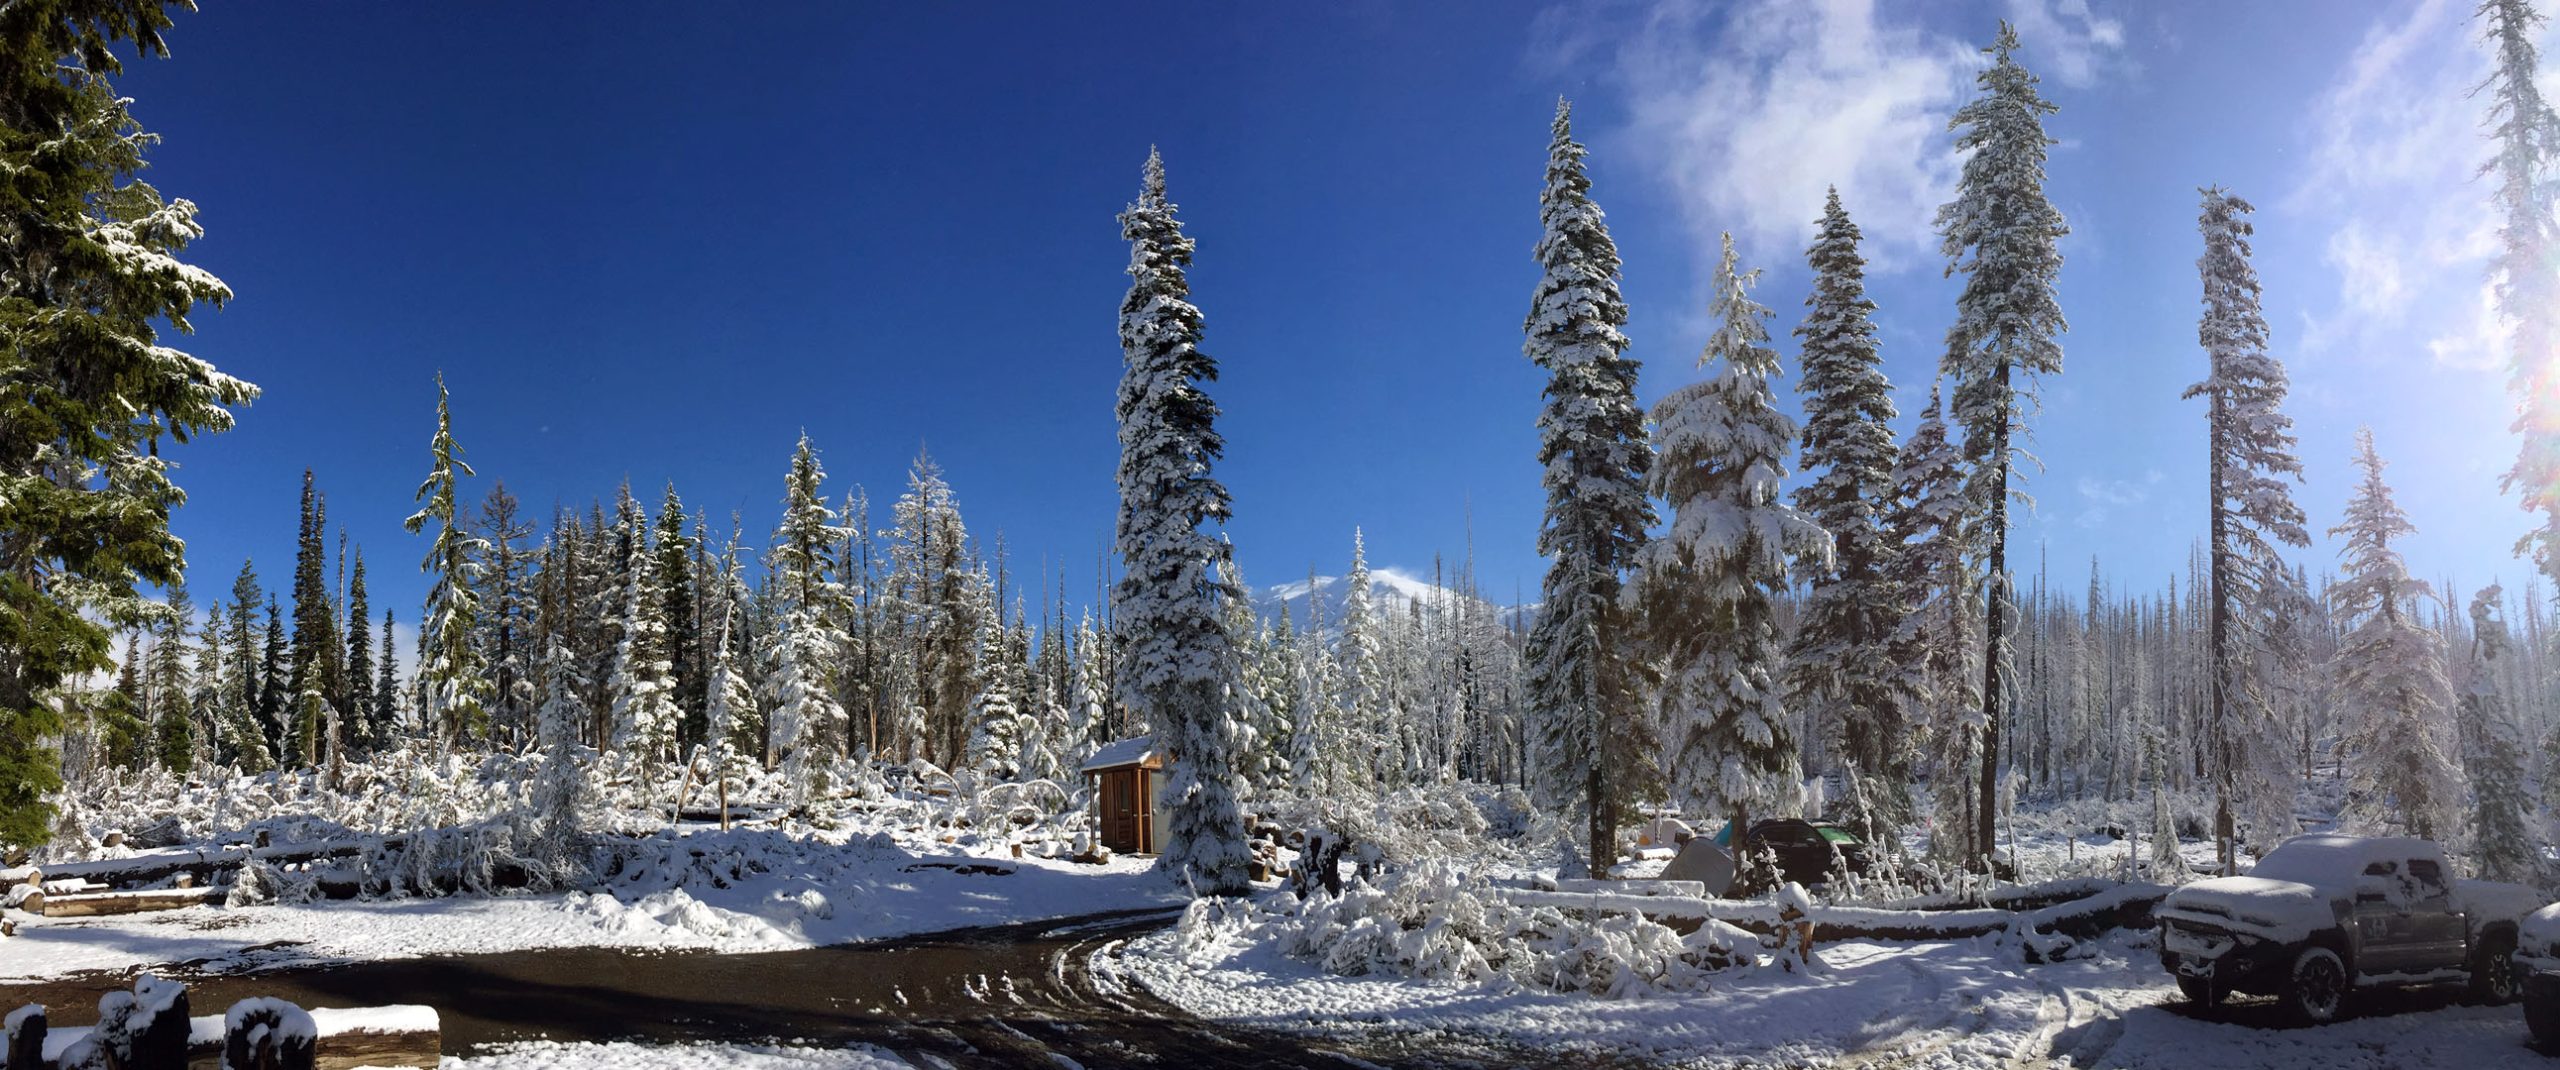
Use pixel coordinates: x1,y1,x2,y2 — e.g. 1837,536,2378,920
2517,903,2560,1045
2154,833,2540,1024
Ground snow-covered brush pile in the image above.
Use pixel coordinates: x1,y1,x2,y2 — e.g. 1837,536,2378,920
43,749,549,863
1269,782,1552,872
1176,860,1759,1000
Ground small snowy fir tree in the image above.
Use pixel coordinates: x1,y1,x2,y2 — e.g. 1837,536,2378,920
1782,189,1911,834
701,554,758,806
1629,233,1830,844
2479,0,2560,583
1335,529,1386,795
1521,100,1657,878
403,375,494,748
964,660,1028,781
1935,21,2069,865
2184,187,2310,867
530,633,588,878
1066,612,1109,770
2462,585,2537,882
1112,149,1253,893
2331,429,2463,840
764,435,850,802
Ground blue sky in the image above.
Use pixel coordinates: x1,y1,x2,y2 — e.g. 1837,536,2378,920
117,0,2544,626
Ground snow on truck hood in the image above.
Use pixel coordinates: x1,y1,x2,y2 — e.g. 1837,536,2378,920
2159,875,2332,942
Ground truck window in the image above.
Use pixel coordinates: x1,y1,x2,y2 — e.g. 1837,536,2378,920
2406,858,2449,898
2363,860,2395,877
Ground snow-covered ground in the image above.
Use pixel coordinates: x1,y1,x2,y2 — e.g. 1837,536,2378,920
1120,912,2547,1069
3,828,1178,982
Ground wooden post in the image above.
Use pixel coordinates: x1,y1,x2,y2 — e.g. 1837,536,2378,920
4,1006,42,1070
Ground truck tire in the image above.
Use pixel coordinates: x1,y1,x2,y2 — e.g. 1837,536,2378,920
2469,928,2519,1005
2176,975,2222,1009
2282,946,2349,1025
2528,977,2560,1049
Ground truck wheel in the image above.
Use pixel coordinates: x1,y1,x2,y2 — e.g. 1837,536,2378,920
2283,946,2348,1025
2469,929,2519,1005
2176,975,2222,1009
2529,985,2560,1049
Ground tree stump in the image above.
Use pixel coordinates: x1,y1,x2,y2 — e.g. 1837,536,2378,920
224,998,317,1070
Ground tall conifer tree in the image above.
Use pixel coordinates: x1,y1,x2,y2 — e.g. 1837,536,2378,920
405,375,493,746
2185,188,2309,867
0,0,254,842
1112,149,1252,893
1936,23,2069,865
1784,189,1911,834
1521,101,1655,878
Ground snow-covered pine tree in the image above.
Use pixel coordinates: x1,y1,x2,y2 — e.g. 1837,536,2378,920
0,0,256,843
286,471,336,767
530,631,588,879
477,482,535,745
1630,233,1831,850
2184,188,2310,867
606,501,680,769
652,485,704,749
1522,101,1657,878
1112,149,1253,893
219,561,272,770
146,579,195,773
258,596,286,753
1935,22,2070,866
405,375,494,748
1067,611,1108,772
1889,383,1983,862
1259,609,1306,795
2478,0,2560,586
963,670,1026,780
765,435,851,801
342,552,374,756
2462,585,2537,881
1336,529,1386,795
1217,551,1281,795
887,450,984,767
373,609,401,745
701,535,758,790
2331,429,2464,840
1783,188,1911,834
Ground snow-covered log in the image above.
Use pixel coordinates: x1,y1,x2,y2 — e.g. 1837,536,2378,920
32,887,226,918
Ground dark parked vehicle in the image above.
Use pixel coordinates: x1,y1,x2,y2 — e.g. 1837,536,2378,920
2516,904,2560,1048
2156,834,2538,1024
1711,819,1874,890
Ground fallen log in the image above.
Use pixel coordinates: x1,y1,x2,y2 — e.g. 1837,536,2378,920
35,888,227,918
36,837,410,893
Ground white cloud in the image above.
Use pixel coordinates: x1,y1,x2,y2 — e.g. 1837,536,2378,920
2290,0,2517,370
1538,0,2130,274
2073,468,2164,528
2004,0,2132,89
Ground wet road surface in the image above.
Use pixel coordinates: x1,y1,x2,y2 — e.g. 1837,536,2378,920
1,907,1636,1068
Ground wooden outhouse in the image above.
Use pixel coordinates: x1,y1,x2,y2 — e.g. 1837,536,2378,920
1081,736,1168,855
